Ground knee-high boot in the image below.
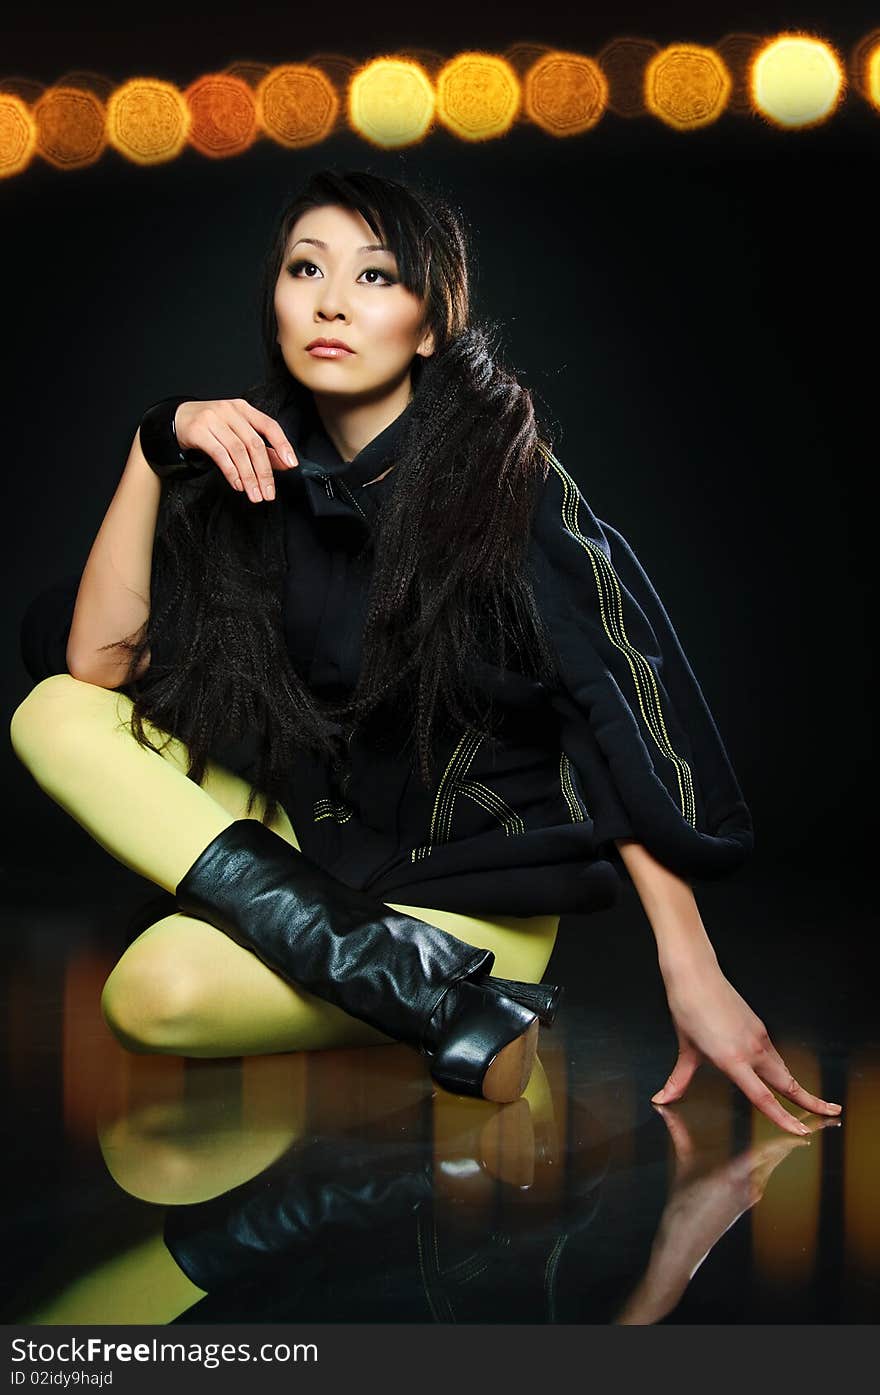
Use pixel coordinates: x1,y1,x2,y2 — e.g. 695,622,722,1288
175,819,563,1103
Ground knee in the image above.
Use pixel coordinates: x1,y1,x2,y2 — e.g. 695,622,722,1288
10,673,110,769
10,672,125,775
101,932,200,1054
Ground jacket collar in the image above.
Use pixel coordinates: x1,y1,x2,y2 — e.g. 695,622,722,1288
277,387,413,523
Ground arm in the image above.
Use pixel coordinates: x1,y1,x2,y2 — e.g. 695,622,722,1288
613,837,842,1134
66,427,161,688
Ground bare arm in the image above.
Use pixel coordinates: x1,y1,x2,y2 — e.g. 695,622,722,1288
613,839,717,976
66,428,161,689
613,837,841,1133
65,397,300,690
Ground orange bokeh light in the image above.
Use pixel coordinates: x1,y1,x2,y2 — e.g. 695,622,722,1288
255,64,339,149
184,72,258,159
523,50,609,136
33,85,107,170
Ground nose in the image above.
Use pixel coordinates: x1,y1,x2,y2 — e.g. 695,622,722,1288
314,272,351,323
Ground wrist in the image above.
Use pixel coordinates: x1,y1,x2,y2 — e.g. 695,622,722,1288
657,929,719,985
139,396,211,480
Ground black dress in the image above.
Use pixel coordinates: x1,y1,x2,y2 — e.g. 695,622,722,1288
18,390,753,919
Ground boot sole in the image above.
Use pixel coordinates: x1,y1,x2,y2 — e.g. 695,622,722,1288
481,1019,540,1103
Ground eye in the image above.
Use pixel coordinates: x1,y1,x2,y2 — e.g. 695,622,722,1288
286,259,397,286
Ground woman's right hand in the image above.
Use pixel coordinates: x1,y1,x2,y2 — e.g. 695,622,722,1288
174,398,299,503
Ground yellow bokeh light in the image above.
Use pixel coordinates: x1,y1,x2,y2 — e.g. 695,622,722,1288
185,73,258,159
348,57,435,149
256,64,339,149
435,51,520,142
0,91,37,178
34,85,106,170
523,50,608,136
644,44,732,130
750,33,845,129
864,41,880,112
106,78,191,164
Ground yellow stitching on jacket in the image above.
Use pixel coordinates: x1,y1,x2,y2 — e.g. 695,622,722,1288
559,751,587,822
313,797,353,824
411,726,485,860
537,443,696,826
456,779,526,835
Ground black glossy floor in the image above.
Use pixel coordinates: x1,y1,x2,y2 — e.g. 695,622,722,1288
1,835,877,1326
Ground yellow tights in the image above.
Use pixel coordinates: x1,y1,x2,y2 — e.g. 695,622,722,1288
9,674,560,1059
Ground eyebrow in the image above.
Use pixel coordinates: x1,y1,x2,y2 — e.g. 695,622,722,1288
288,237,394,256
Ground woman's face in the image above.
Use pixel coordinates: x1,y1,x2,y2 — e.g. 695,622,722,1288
274,203,435,402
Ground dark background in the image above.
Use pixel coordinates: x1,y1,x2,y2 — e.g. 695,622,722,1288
2,1,876,896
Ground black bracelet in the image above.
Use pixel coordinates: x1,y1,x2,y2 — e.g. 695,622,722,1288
139,396,214,480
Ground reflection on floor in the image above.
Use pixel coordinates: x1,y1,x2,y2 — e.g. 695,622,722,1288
0,860,876,1325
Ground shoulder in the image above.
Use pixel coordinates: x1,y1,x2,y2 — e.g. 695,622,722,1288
529,441,614,574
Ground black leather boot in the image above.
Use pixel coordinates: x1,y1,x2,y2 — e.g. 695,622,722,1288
175,819,561,1102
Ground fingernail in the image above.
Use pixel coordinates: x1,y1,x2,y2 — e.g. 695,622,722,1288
796,1123,810,1135
266,486,275,500
285,450,297,467
827,1103,842,1113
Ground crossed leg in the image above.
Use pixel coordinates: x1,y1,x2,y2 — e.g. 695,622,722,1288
10,674,559,1059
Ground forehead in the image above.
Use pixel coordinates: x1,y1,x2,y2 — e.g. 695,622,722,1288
286,203,388,252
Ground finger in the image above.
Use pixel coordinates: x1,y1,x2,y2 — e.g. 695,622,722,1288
651,1048,700,1104
266,444,293,474
751,1048,842,1117
227,409,278,501
210,419,267,502
651,1103,696,1165
725,1061,812,1136
182,417,246,494
235,400,299,471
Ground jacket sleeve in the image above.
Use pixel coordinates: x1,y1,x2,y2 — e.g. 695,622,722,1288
19,575,79,684
527,444,753,879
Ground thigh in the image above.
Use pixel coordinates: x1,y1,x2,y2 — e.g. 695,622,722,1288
111,682,301,848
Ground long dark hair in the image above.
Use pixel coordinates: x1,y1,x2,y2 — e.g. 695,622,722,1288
109,169,561,828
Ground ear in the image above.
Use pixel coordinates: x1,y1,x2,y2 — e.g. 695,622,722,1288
417,328,436,358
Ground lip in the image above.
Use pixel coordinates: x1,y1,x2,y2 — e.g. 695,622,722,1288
306,338,355,355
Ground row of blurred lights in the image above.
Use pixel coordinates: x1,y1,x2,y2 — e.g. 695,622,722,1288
2,32,879,178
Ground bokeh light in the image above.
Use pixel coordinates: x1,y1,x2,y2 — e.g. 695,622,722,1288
435,51,521,142
645,43,733,130
106,77,191,165
184,73,258,159
0,91,37,178
750,33,845,128
255,63,339,149
348,57,435,149
33,85,107,170
523,51,608,136
1,32,879,180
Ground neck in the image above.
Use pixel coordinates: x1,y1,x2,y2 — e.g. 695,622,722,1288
310,373,413,464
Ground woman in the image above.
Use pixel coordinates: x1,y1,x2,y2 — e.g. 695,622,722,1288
10,169,841,1127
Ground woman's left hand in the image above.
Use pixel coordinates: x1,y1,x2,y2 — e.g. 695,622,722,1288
653,959,842,1135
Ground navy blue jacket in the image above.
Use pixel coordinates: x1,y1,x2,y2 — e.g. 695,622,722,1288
19,390,753,917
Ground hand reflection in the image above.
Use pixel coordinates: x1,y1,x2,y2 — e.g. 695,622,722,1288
614,1104,840,1324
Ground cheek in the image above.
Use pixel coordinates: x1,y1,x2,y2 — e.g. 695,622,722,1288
367,303,423,349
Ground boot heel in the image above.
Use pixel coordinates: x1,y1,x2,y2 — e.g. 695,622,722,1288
427,983,539,1104
481,976,563,1026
